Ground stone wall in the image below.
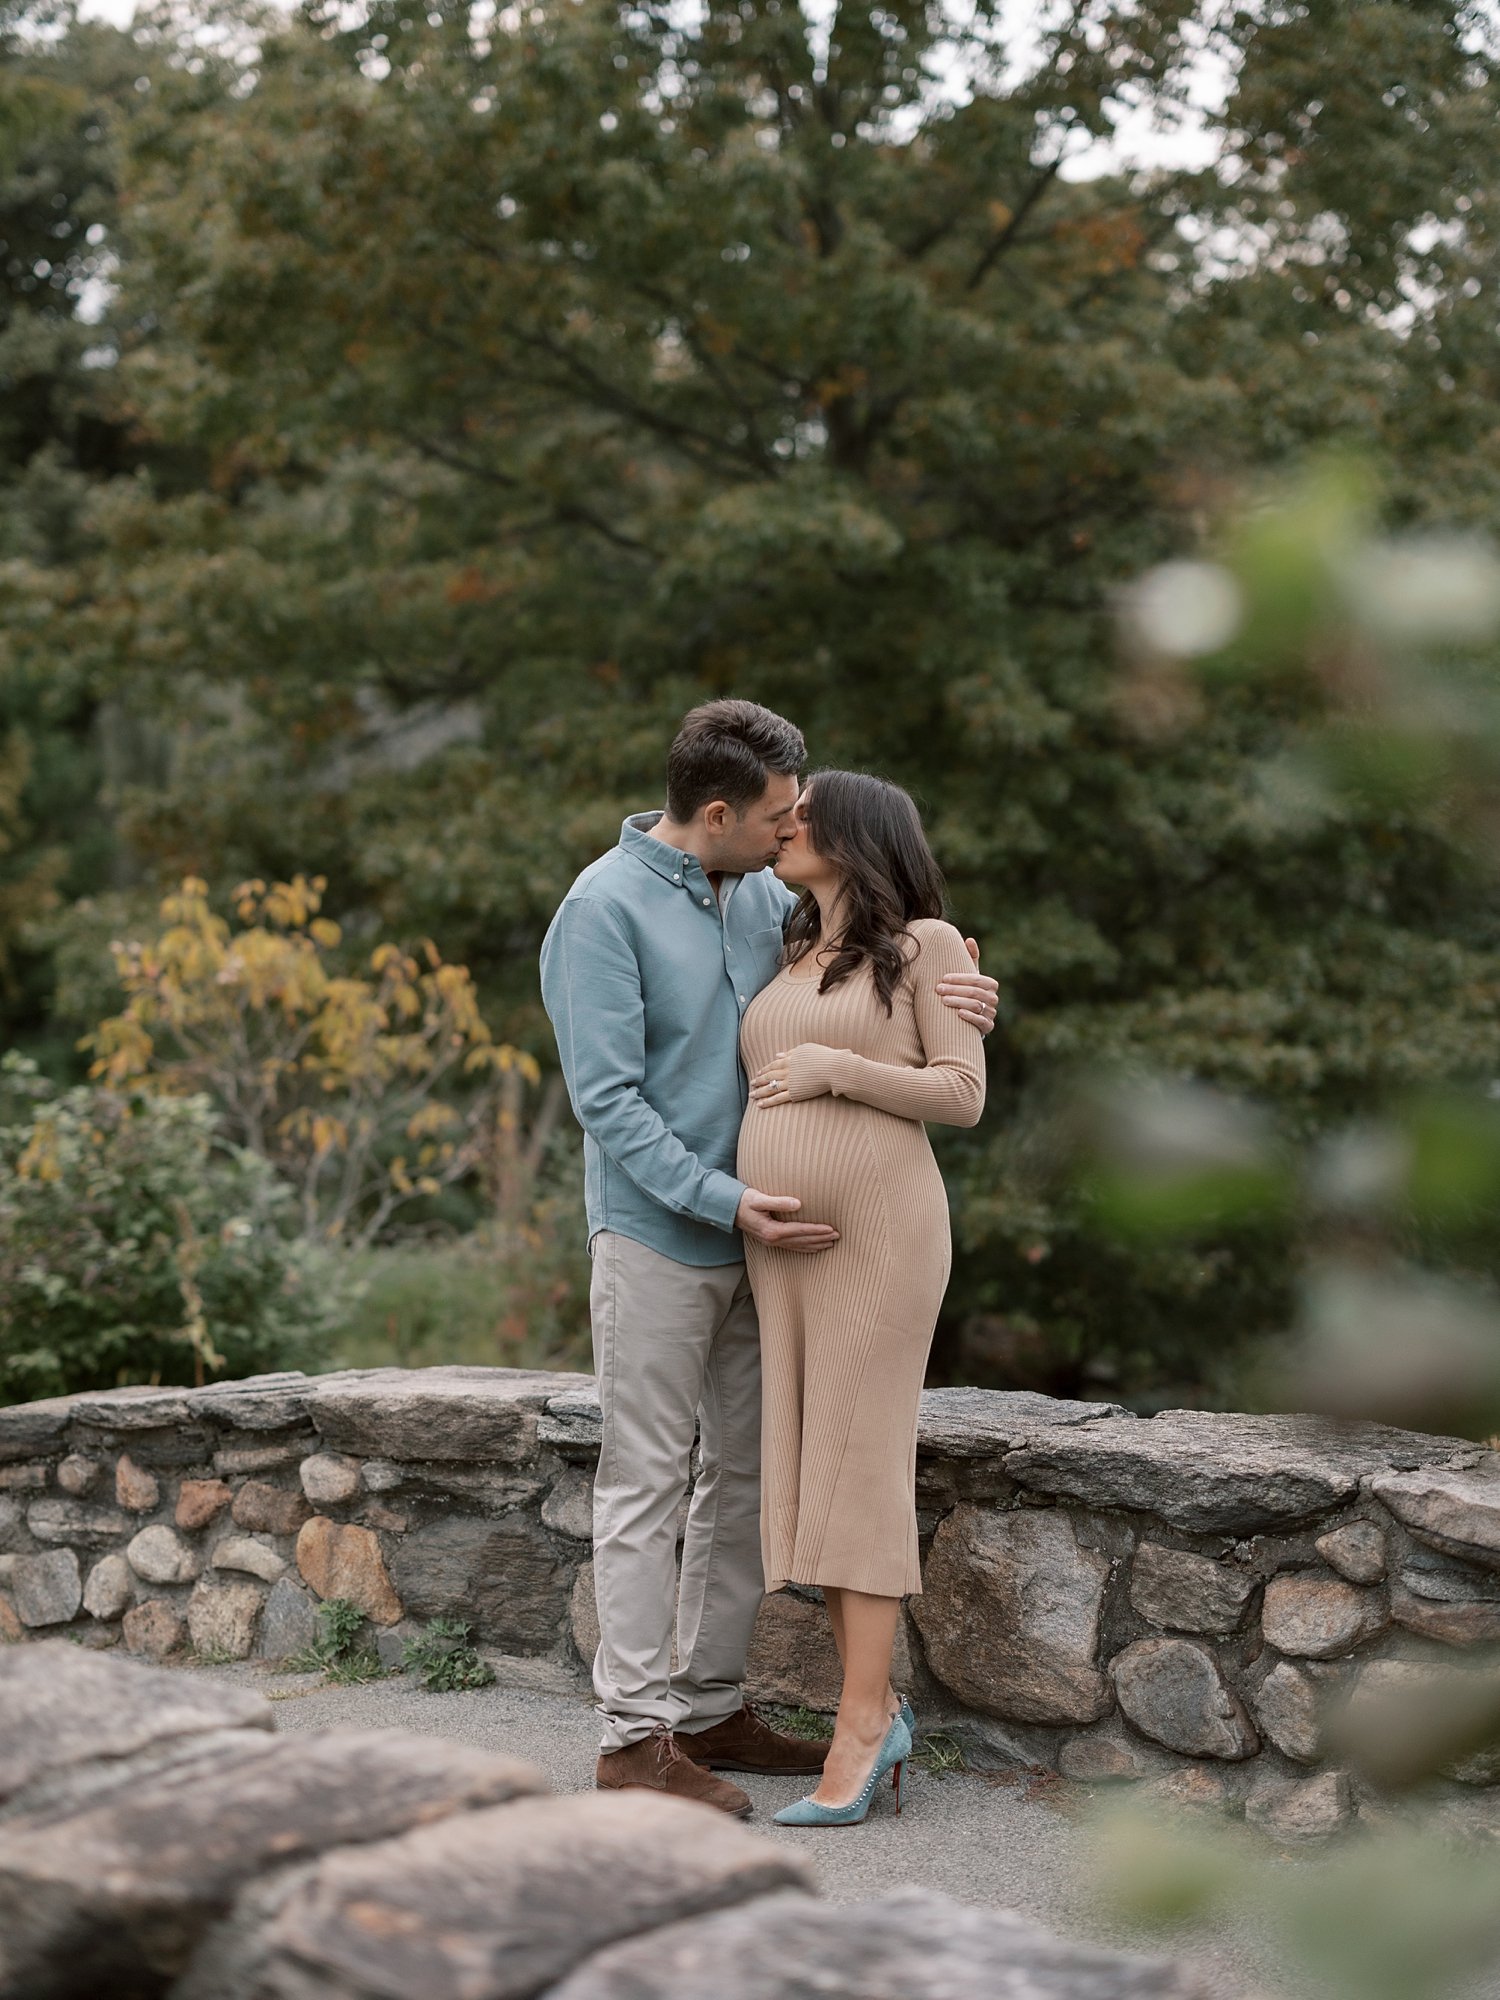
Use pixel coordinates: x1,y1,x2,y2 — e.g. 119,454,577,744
0,1642,1212,1999
3,1367,1499,1839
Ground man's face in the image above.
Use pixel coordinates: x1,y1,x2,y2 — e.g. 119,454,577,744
700,774,801,875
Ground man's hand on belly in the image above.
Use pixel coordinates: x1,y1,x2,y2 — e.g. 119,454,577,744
736,1188,840,1253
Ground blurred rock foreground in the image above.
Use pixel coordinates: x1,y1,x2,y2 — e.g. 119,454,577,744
0,1640,1215,1999
4,1367,1500,1848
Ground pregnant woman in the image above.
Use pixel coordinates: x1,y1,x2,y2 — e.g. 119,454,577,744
737,770,986,1827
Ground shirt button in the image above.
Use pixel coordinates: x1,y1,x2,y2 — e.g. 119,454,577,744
738,995,746,1004
702,897,712,906
673,874,680,883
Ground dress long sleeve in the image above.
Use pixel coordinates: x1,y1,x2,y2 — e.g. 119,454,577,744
781,921,986,1127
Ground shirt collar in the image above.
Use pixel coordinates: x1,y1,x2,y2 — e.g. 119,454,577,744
620,810,715,885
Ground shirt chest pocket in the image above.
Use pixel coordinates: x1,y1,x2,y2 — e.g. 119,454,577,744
740,925,788,992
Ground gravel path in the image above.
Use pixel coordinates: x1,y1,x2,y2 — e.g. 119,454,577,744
186,1660,1434,2000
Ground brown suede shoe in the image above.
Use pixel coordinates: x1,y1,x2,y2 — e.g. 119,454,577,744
596,1723,753,1817
680,1701,830,1776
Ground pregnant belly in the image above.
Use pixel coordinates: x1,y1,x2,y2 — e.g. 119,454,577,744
736,1097,946,1237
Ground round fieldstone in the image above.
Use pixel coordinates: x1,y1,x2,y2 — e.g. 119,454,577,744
1261,1573,1387,1658
1252,1660,1322,1762
541,1467,595,1543
114,1454,160,1514
1110,1638,1259,1759
1314,1519,1387,1585
176,1479,232,1531
12,1550,82,1628
300,1454,363,1507
1245,1768,1352,1841
126,1525,201,1586
211,1535,287,1585
56,1454,100,1497
82,1555,135,1621
1141,1767,1231,1814
121,1599,186,1659
360,1461,404,1494
255,1576,322,1659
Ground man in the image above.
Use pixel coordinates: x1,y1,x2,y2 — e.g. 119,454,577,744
540,699,998,1815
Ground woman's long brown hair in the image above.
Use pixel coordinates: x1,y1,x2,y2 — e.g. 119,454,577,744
782,770,948,1014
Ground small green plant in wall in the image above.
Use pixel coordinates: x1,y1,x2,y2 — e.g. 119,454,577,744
286,1598,387,1684
402,1617,496,1692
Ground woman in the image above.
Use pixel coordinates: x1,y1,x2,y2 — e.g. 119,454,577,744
737,770,986,1826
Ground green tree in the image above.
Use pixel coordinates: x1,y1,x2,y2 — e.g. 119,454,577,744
6,0,1500,1394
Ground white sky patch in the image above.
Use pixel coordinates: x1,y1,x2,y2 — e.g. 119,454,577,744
75,0,1234,178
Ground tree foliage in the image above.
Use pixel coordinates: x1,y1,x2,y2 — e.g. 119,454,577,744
2,0,1499,1394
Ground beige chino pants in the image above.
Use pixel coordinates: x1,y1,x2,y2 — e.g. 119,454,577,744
588,1230,765,1752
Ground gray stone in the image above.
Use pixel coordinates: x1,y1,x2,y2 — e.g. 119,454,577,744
537,1388,603,1456
212,1534,287,1584
571,1559,599,1667
1130,1543,1255,1633
0,1724,547,1995
1253,1660,1323,1762
393,1462,547,1509
916,1386,1127,1458
1314,1519,1387,1584
1141,1768,1232,1815
27,1496,131,1547
193,1791,811,2000
0,1555,15,1586
1370,1461,1500,1571
0,1594,20,1641
0,1496,22,1551
0,1462,46,1491
1006,1410,1473,1534
81,1554,134,1621
126,1522,201,1584
0,1639,272,1801
389,1512,574,1651
744,1586,913,1714
545,1885,1215,2000
307,1365,589,1464
1389,1552,1500,1645
187,1372,318,1430
541,1465,595,1541
114,1452,160,1513
913,1505,1110,1725
12,1549,82,1627
359,1459,404,1493
375,1620,422,1671
212,1439,311,1476
0,1395,74,1463
1261,1572,1386,1658
122,1599,187,1658
1058,1735,1149,1782
56,1454,100,1496
68,1384,192,1430
1245,1768,1353,1841
300,1452,363,1506
255,1576,322,1659
186,1579,267,1659
1111,1638,1259,1759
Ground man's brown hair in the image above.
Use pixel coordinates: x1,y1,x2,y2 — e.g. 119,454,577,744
665,699,805,822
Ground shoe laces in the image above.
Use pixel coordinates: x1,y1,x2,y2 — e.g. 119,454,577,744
648,1721,684,1768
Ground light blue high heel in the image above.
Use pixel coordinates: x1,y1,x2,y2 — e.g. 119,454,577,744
898,1694,916,1739
773,1712,912,1827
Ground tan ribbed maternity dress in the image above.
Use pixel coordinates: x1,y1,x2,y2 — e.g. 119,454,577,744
737,918,986,1599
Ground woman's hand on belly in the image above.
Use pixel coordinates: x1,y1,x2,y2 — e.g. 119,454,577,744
748,1044,838,1106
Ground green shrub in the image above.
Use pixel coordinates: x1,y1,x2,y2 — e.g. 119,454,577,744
401,1617,496,1692
0,1055,349,1405
285,1596,386,1683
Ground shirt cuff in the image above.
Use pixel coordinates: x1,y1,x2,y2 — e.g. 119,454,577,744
696,1170,746,1235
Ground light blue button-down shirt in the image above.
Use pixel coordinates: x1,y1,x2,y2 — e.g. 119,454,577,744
540,811,798,1266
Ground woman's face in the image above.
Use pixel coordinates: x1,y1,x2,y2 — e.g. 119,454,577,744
773,786,832,886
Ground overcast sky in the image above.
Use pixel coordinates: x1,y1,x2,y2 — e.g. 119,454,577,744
72,0,1230,179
